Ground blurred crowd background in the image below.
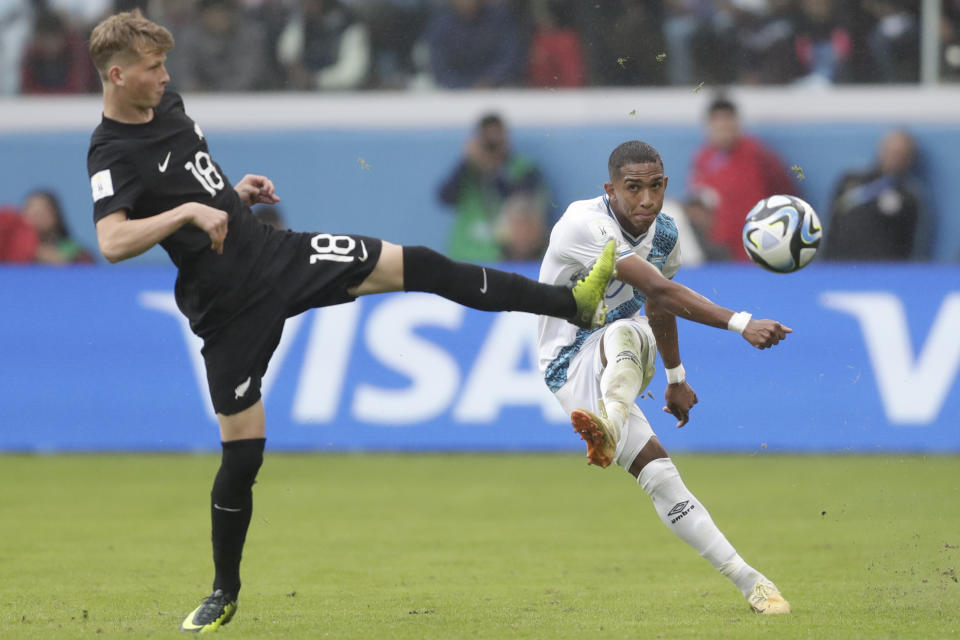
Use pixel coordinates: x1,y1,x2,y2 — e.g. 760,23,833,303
4,0,960,95
0,0,958,265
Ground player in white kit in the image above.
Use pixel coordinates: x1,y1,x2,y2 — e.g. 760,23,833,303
538,141,792,614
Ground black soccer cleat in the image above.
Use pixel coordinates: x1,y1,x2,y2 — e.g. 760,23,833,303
179,589,237,633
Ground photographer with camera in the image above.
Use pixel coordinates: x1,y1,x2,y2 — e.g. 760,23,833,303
437,113,548,262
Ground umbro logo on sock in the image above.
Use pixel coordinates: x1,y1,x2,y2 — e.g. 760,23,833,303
668,500,695,524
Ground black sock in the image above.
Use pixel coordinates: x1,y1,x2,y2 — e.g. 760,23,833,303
401,246,575,318
210,438,265,596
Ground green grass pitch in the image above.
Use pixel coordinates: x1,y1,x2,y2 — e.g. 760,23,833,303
1,453,958,638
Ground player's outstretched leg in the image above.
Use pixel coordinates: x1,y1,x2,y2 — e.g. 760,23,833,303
179,589,238,633
403,239,616,329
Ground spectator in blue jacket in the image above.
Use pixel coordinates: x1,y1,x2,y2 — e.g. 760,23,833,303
823,129,931,261
425,0,525,89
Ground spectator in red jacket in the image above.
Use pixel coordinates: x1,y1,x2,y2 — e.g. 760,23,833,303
21,190,95,264
0,206,38,262
688,97,797,261
527,0,586,88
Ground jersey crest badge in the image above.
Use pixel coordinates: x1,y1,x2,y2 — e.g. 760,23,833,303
589,219,616,243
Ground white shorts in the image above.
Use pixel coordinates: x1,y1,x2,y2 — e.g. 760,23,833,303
553,317,659,465
553,317,656,414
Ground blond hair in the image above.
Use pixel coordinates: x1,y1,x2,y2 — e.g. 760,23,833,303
89,9,174,79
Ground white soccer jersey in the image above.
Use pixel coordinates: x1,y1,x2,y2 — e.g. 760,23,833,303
537,195,682,392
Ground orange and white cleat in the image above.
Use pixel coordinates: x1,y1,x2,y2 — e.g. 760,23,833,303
748,580,791,615
570,408,619,468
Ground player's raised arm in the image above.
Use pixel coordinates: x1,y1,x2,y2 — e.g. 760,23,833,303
95,203,228,263
617,254,791,349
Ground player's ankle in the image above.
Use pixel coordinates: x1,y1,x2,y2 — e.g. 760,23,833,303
719,557,761,597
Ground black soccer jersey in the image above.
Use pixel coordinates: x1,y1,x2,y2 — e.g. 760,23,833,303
87,91,275,332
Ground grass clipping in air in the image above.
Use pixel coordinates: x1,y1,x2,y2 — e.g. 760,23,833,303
1,453,958,638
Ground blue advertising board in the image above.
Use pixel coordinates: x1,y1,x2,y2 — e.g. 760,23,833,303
1,264,957,452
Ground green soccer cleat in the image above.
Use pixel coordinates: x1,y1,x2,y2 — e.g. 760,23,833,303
570,239,617,329
747,580,791,615
179,589,237,633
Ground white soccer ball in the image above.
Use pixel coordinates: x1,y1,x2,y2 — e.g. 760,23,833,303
742,195,821,273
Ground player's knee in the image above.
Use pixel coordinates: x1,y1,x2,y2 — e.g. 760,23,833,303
627,438,669,479
601,323,650,402
613,408,656,472
216,393,266,437
603,322,645,364
610,321,658,392
221,438,265,490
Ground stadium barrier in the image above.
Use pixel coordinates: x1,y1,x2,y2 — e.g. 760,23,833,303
1,263,957,453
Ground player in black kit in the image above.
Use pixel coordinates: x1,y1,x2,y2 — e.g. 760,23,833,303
87,10,616,634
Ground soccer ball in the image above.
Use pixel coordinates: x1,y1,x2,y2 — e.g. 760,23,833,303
742,195,821,273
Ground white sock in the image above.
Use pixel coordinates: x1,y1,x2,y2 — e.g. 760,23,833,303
637,457,764,596
599,324,646,441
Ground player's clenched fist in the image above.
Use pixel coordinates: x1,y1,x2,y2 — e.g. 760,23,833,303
187,203,229,254
234,174,280,207
663,381,699,428
743,319,792,349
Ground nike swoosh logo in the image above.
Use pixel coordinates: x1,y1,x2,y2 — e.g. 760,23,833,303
213,504,243,513
358,240,368,262
180,618,203,631
480,267,487,294
158,151,171,172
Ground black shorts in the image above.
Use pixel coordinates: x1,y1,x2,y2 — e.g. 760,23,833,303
201,232,382,416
